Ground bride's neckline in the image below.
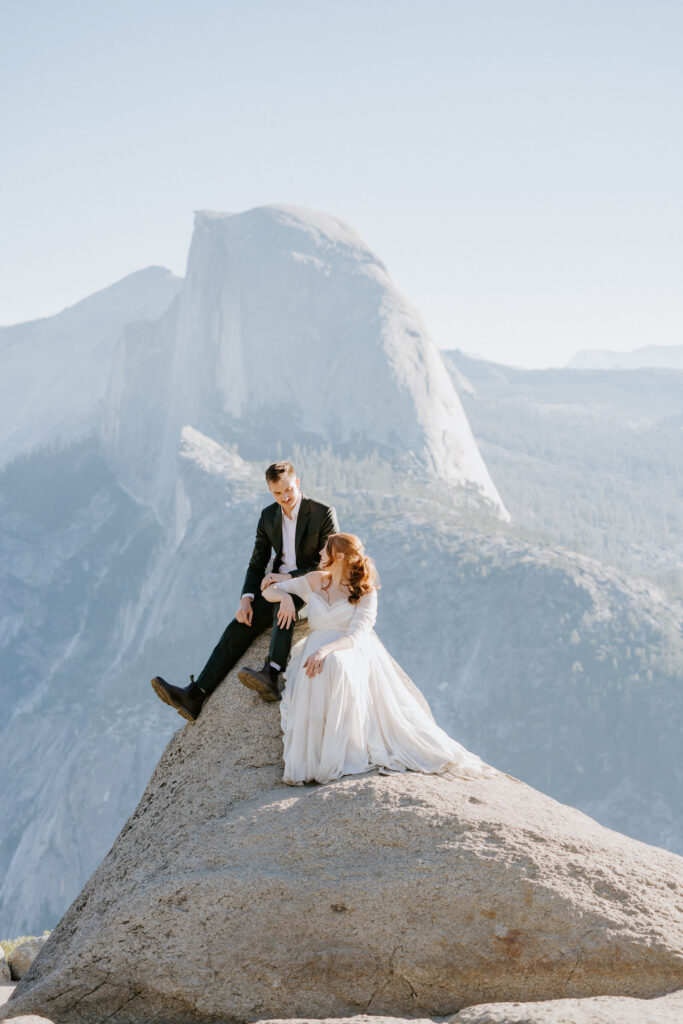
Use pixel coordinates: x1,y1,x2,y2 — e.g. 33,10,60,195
315,574,350,606
315,592,349,607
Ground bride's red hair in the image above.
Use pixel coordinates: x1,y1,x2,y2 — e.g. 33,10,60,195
321,533,380,604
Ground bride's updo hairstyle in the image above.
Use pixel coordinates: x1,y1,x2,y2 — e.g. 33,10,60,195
321,533,380,604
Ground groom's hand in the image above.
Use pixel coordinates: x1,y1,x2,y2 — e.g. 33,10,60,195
261,572,292,590
235,595,253,625
276,593,296,629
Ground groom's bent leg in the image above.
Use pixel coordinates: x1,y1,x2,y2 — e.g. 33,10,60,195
195,594,274,695
269,595,305,671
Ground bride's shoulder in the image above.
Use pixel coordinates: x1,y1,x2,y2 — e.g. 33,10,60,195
304,570,325,593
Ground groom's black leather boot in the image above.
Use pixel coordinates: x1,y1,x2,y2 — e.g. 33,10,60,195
150,675,206,722
237,660,281,702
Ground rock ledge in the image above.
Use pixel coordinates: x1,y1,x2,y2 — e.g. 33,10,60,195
3,628,682,1023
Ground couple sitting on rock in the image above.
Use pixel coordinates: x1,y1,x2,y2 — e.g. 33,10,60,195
151,460,493,785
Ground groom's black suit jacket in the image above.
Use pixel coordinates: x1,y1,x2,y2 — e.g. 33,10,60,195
241,496,339,598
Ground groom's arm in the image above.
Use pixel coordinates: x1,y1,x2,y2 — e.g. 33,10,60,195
241,512,273,596
289,504,340,578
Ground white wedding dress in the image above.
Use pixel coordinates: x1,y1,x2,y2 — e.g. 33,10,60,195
277,576,494,785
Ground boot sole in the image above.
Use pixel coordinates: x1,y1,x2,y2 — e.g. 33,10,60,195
237,668,280,702
150,677,197,722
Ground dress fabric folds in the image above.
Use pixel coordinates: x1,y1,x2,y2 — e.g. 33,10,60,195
277,576,493,785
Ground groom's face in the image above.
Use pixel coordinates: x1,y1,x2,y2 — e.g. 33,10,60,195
268,473,301,514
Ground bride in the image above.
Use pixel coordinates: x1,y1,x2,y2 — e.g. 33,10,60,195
262,532,495,786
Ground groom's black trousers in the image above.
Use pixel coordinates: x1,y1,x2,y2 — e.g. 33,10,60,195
194,590,304,695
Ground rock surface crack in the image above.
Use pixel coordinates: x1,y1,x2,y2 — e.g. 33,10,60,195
564,929,597,990
96,989,141,1023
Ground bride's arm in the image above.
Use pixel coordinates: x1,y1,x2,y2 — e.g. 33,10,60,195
303,590,378,677
345,589,378,642
262,573,313,628
262,573,316,602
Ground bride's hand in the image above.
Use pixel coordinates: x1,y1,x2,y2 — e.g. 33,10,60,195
261,571,292,590
277,593,296,629
304,648,328,677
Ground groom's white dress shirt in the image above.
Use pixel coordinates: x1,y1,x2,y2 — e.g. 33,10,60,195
279,491,302,575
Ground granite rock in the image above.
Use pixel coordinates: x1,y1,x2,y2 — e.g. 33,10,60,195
3,626,682,1023
447,987,683,1022
7,943,46,984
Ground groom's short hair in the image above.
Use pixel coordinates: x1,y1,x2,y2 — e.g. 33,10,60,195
265,460,296,484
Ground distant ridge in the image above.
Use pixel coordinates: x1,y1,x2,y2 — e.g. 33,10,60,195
0,267,182,469
568,343,683,370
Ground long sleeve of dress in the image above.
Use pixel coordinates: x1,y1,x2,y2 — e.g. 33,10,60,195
345,590,378,645
273,576,312,602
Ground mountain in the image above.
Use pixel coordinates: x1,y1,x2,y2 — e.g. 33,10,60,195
0,267,182,471
443,349,683,591
1,206,681,938
568,344,683,370
102,207,508,520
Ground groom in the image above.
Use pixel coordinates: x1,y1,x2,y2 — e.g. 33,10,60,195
151,461,339,721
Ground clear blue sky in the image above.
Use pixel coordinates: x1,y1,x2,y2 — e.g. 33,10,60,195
1,0,681,366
